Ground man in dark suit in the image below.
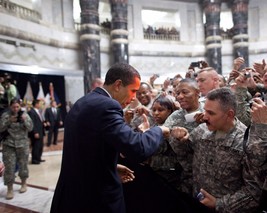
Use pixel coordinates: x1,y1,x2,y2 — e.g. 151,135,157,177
50,63,171,213
45,100,63,146
28,99,45,164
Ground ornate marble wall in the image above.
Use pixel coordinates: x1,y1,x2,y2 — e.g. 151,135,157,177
0,0,267,99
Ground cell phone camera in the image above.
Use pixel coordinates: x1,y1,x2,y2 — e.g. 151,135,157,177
244,72,251,78
17,110,23,123
197,192,205,201
190,62,200,68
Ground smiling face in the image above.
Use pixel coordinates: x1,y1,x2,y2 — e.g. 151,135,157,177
114,77,141,109
175,82,200,113
136,83,153,106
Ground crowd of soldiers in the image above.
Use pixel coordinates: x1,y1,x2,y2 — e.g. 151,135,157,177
121,57,267,213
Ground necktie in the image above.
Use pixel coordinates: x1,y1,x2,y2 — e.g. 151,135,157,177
38,110,43,121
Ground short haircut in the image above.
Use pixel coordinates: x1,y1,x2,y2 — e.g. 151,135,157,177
206,87,237,114
152,95,175,113
10,98,20,106
32,99,40,107
198,67,217,74
178,78,199,90
104,63,141,86
139,82,152,91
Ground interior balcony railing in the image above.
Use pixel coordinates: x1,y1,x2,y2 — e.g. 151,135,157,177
143,33,180,41
0,0,41,22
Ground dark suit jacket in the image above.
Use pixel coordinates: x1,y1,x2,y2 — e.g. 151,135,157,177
44,107,62,126
51,87,164,213
28,108,44,138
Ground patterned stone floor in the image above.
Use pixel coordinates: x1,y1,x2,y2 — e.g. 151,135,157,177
0,130,64,213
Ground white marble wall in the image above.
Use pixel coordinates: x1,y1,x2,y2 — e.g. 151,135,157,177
0,0,267,93
64,76,84,104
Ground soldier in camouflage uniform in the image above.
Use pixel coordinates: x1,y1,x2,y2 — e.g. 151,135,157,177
244,97,267,212
148,94,178,187
232,69,255,127
171,88,259,213
0,98,33,200
164,78,204,194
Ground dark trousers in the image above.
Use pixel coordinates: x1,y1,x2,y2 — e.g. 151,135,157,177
31,137,43,163
47,124,59,145
257,190,267,213
120,158,214,213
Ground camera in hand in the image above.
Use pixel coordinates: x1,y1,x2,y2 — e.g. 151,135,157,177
17,110,24,123
190,62,200,68
244,72,251,78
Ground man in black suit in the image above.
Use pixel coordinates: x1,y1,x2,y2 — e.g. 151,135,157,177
28,99,45,164
45,100,63,146
50,63,172,213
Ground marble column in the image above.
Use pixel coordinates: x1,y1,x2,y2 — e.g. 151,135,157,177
202,0,222,74
109,0,129,64
79,0,101,94
231,0,249,67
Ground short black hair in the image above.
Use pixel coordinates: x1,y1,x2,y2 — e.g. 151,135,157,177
206,87,237,114
178,78,199,90
152,95,175,113
104,63,141,86
10,98,20,106
32,99,40,107
137,82,152,92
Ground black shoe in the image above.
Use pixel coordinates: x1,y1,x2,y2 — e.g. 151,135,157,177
32,161,40,165
40,159,46,162
53,143,57,145
46,144,51,147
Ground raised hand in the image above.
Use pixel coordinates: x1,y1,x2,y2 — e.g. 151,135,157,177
138,113,150,132
233,57,245,71
251,98,267,124
253,59,266,77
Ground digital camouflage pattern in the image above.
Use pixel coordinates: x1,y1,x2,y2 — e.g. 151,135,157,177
0,110,33,185
0,110,33,148
245,123,267,201
235,87,251,127
164,107,203,194
187,119,259,213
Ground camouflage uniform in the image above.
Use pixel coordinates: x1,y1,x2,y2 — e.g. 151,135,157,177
244,123,267,211
184,119,258,213
148,124,182,188
235,87,252,127
129,102,154,131
0,110,33,185
164,106,204,194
